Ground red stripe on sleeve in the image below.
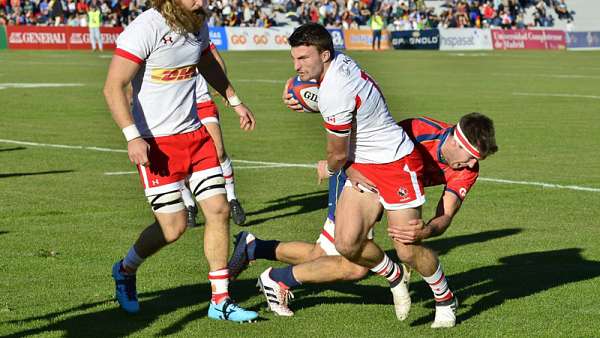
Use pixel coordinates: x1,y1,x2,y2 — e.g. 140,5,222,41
115,48,143,64
324,122,352,131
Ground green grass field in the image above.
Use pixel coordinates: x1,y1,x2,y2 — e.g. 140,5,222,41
1,49,599,337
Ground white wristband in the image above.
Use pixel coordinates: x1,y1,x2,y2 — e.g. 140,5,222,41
122,124,141,142
227,95,242,107
326,165,336,177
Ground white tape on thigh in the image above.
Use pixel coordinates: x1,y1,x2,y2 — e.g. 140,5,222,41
190,173,226,201
147,190,185,213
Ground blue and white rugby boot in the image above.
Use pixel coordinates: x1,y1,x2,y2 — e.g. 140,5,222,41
227,231,255,280
112,260,140,313
207,299,258,322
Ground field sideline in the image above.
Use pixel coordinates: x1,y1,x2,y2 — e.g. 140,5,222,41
1,49,599,337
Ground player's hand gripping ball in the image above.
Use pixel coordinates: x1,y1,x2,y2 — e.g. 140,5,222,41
286,76,319,113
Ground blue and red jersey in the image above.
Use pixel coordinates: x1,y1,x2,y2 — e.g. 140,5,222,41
326,116,479,220
398,116,479,200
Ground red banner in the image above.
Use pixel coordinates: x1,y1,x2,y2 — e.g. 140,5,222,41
6,26,123,50
491,29,566,50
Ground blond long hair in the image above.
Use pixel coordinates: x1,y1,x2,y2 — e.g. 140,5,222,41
152,0,206,35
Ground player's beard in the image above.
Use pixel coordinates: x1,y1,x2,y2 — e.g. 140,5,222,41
154,0,207,35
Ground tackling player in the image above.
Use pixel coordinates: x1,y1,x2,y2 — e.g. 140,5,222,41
235,22,438,326
229,114,498,327
103,0,257,322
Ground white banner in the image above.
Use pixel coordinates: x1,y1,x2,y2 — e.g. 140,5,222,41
439,28,493,51
225,27,295,51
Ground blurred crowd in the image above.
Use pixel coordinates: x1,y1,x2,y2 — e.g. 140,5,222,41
0,0,574,29
0,0,146,26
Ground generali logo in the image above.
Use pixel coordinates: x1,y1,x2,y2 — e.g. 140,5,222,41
9,32,66,44
69,32,119,44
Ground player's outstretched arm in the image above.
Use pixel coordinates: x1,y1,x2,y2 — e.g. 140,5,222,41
103,55,150,166
198,52,255,131
388,191,462,244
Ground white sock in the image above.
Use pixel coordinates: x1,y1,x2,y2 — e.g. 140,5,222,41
422,263,454,303
122,247,145,274
370,253,403,285
180,184,196,209
208,268,230,303
220,156,236,202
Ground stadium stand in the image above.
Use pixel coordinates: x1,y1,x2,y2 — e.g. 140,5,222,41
0,0,595,30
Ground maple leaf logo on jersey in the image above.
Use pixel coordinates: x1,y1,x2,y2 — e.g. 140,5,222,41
326,116,336,123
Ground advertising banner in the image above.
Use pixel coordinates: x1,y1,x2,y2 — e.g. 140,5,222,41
391,29,439,50
225,26,294,51
491,29,566,50
209,26,228,50
6,26,123,50
0,26,7,50
327,28,346,50
66,27,123,50
7,26,68,49
344,29,391,50
566,31,600,50
439,28,493,51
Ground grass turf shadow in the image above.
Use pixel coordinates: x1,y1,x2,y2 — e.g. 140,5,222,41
0,170,74,179
4,279,262,338
241,190,328,227
408,247,600,326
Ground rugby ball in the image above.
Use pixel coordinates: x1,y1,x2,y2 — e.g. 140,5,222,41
286,76,319,113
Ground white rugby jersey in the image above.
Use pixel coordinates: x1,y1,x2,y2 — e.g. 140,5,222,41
318,53,414,164
196,74,212,103
115,9,211,137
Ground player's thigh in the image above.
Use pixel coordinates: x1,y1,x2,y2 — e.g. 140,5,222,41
153,208,188,240
334,186,382,249
386,206,422,228
386,206,422,259
187,127,226,202
197,192,229,223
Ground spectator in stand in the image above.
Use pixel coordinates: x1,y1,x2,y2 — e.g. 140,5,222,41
49,0,64,25
76,0,87,15
499,10,511,29
554,0,572,21
369,10,383,50
480,1,495,27
88,3,102,51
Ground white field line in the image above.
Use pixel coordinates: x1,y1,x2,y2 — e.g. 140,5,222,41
0,83,85,90
1,138,598,193
512,92,600,100
104,163,309,175
494,73,600,80
236,79,287,84
478,177,600,192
